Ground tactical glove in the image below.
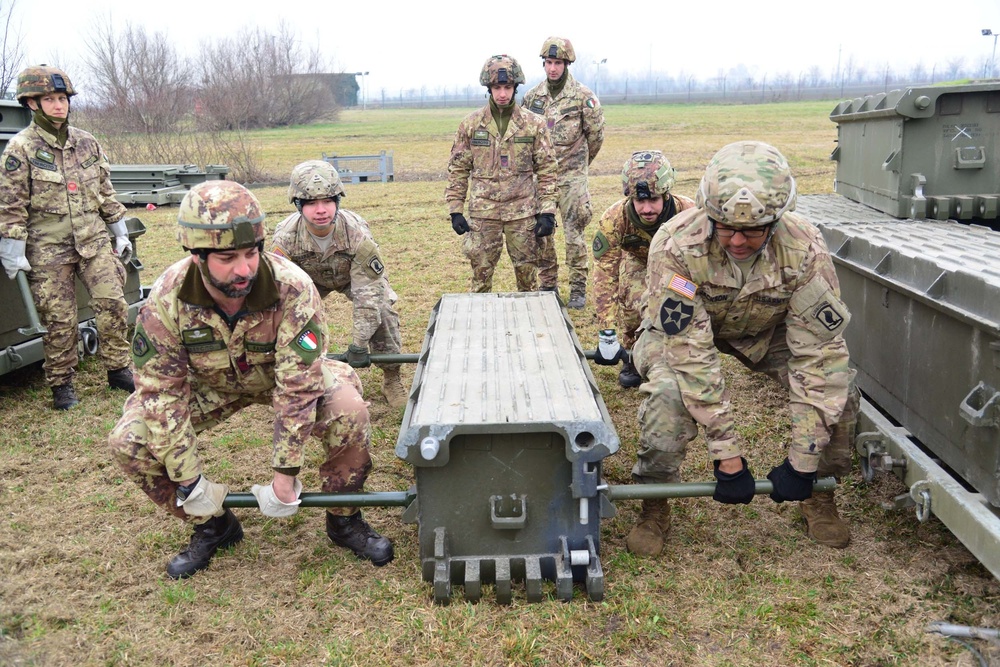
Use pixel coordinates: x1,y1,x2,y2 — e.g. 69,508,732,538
107,220,133,265
175,475,229,518
534,213,556,238
346,343,371,368
0,237,30,279
251,477,303,518
594,329,623,365
450,213,470,235
712,457,756,504
766,458,817,502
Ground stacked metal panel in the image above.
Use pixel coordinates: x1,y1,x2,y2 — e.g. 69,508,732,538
111,164,229,205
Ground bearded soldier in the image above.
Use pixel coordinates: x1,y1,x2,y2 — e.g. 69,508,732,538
627,141,858,557
109,181,393,579
0,65,135,409
591,150,694,387
270,160,407,409
522,37,605,309
446,54,558,293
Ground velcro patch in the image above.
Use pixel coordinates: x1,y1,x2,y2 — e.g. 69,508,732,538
4,155,20,171
660,297,695,336
513,136,534,143
586,98,598,108
667,273,698,300
291,317,324,364
81,155,99,169
814,302,845,331
472,130,490,146
35,149,54,163
592,231,609,258
368,256,384,275
131,323,156,368
28,157,56,171
529,99,545,113
181,327,215,345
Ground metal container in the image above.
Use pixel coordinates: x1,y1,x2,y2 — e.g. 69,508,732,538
829,83,1000,222
395,292,619,604
797,195,1000,505
0,218,148,376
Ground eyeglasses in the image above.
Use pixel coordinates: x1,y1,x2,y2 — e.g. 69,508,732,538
712,220,772,239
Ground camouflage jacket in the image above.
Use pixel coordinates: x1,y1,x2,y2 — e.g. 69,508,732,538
521,72,605,180
445,103,558,221
129,253,329,482
0,119,126,265
269,208,396,348
641,209,852,472
592,195,696,329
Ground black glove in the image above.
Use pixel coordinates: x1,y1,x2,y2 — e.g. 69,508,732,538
766,458,817,502
594,329,623,366
712,458,755,505
450,213,470,235
534,213,555,238
346,344,371,368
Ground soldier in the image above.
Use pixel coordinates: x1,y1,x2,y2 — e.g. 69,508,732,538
270,160,407,409
108,181,393,579
627,141,859,557
591,150,695,388
522,37,605,309
0,65,135,409
446,54,559,293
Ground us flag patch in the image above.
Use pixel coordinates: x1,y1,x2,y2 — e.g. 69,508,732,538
667,273,697,300
271,245,289,259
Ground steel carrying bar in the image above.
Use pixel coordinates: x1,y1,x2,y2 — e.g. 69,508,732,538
326,351,599,364
222,478,836,508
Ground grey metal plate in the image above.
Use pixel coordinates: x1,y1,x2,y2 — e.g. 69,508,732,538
411,292,604,426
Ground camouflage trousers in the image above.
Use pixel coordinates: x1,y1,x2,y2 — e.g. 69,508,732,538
108,359,373,523
631,327,859,483
610,253,647,350
537,177,593,294
342,285,403,375
462,216,539,293
26,246,130,387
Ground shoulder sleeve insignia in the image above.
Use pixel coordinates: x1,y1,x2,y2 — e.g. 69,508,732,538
131,322,157,368
4,155,20,171
271,244,289,259
291,317,324,364
586,98,598,108
659,297,695,336
592,231,610,258
667,273,698,300
368,256,385,275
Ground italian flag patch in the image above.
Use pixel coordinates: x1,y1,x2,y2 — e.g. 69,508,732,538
297,330,319,352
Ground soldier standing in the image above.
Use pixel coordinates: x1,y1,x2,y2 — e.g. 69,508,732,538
0,65,135,409
627,141,858,557
446,54,559,293
270,160,407,409
591,150,695,388
109,181,393,579
521,37,605,309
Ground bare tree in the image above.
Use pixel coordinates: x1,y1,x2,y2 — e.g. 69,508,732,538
196,22,337,131
0,0,25,97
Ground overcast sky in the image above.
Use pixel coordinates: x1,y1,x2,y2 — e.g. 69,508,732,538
18,0,1000,96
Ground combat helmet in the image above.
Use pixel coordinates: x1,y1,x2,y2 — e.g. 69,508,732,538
288,160,345,212
479,55,525,87
539,37,576,63
696,141,796,227
622,150,676,200
16,65,76,105
177,181,266,252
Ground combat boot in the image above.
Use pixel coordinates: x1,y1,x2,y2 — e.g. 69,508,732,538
52,384,79,410
166,509,244,579
799,490,850,548
618,355,642,388
567,289,586,310
326,511,394,566
626,498,671,557
381,367,408,409
107,366,135,392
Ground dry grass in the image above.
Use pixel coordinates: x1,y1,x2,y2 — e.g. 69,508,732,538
2,102,999,667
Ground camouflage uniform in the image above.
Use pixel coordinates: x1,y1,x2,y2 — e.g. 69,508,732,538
108,252,373,521
445,101,559,293
270,208,402,371
591,194,695,349
632,207,858,483
0,117,130,387
522,69,604,295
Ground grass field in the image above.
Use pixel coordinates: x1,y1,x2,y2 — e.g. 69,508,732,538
1,101,998,666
